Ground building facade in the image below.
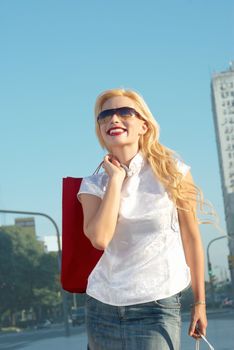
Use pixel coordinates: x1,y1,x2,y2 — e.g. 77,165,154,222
211,61,234,293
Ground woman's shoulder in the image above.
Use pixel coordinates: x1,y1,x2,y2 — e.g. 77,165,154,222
77,171,108,201
82,171,107,185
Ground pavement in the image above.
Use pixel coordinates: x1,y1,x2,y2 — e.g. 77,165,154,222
18,332,88,350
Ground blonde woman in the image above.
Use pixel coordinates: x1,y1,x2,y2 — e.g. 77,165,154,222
77,88,207,350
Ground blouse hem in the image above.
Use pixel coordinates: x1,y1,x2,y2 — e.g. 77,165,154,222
86,278,191,307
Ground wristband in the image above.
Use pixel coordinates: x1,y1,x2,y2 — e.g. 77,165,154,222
191,300,206,307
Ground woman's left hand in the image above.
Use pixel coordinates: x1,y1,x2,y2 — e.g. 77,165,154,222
188,304,208,339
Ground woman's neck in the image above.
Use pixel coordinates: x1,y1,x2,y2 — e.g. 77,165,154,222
109,146,139,166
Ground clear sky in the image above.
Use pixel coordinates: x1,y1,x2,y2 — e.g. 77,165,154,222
1,0,234,281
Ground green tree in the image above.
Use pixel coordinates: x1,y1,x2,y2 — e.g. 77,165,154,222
0,226,61,326
32,252,61,321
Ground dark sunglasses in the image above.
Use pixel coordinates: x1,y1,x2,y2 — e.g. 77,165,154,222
97,106,142,125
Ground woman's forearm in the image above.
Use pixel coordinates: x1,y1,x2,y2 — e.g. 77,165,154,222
183,233,206,301
86,176,122,250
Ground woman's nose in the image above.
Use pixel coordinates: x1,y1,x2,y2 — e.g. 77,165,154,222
110,113,120,123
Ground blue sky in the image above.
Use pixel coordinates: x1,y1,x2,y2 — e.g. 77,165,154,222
0,0,234,280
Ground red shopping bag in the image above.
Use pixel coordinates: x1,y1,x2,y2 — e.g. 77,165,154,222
61,177,103,293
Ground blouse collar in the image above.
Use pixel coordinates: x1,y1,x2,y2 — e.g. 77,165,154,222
121,150,145,177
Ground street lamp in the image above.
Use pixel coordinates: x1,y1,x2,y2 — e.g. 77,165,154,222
207,235,229,308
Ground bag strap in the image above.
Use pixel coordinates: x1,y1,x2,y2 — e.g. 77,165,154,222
195,331,215,350
93,161,103,175
92,160,130,177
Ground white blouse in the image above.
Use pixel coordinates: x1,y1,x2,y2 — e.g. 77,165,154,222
77,151,192,306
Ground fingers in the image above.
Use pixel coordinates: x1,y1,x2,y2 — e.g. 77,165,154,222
189,320,207,339
102,154,127,181
189,319,198,338
104,154,120,167
198,322,207,337
102,155,123,177
112,159,121,167
102,155,112,170
189,306,208,340
189,320,201,339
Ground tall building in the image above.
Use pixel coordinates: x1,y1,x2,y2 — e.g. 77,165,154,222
211,61,234,292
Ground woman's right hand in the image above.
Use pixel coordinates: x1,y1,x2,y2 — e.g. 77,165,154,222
102,154,126,183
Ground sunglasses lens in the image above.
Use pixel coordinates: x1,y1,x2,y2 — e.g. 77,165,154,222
97,110,112,124
97,107,139,124
118,107,136,117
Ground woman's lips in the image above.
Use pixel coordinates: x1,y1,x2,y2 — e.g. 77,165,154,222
107,128,127,136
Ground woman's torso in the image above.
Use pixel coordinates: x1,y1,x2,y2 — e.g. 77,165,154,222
78,151,191,306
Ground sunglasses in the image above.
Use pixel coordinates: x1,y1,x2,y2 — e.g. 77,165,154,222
97,107,142,125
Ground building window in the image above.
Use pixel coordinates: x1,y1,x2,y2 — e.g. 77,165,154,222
220,82,227,90
221,91,229,98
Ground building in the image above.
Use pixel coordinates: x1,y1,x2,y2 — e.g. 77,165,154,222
15,217,36,236
211,61,234,293
0,217,36,236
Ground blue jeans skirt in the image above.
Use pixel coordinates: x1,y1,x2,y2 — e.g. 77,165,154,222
85,292,182,350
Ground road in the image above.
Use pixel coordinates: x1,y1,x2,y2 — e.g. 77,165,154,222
0,310,233,350
0,323,85,350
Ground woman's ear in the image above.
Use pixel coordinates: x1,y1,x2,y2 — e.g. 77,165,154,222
140,121,148,135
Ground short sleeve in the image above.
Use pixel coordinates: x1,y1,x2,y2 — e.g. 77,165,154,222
175,159,191,178
77,175,104,202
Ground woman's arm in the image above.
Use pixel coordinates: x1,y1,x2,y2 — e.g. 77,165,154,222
79,176,123,250
177,170,208,339
79,155,126,250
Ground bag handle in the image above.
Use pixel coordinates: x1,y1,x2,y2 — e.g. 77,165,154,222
195,330,215,350
93,159,130,177
93,161,104,175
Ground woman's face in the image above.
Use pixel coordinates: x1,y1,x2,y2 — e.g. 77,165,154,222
98,96,148,150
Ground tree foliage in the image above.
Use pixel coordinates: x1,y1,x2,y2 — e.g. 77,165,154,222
0,226,61,326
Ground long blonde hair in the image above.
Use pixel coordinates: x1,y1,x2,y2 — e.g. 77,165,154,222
94,87,217,226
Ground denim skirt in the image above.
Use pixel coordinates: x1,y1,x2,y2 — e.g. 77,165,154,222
85,292,182,350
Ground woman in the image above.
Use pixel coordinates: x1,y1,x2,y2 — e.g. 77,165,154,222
77,88,207,350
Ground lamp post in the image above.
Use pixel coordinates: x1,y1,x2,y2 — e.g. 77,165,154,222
207,235,228,308
0,209,70,337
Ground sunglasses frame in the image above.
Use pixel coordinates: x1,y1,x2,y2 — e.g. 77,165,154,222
97,106,142,125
